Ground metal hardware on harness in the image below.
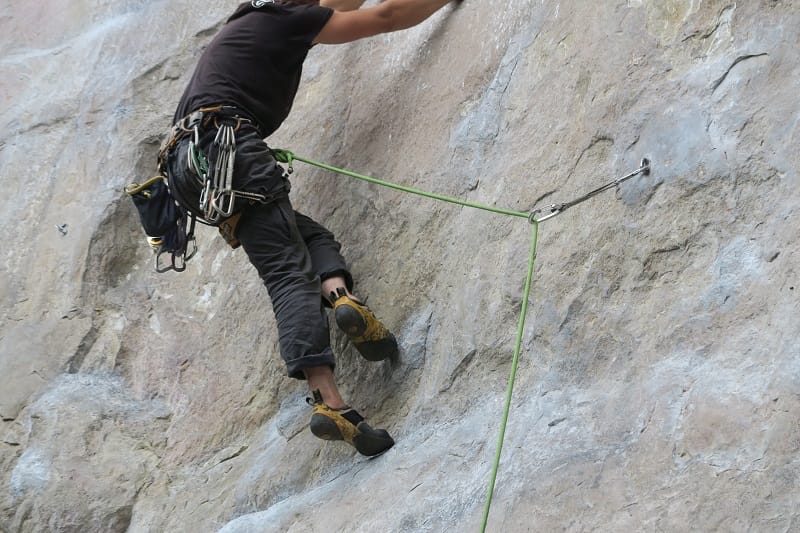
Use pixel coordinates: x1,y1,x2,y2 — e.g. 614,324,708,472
529,158,652,223
181,118,270,225
154,217,197,274
209,123,238,220
155,241,197,273
162,107,284,238
187,127,208,184
188,134,280,225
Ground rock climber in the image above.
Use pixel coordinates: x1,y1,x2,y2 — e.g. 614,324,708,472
162,0,460,456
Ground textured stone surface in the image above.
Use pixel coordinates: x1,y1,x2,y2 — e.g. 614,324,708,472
1,1,798,532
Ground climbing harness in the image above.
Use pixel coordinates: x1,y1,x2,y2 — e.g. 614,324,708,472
169,106,271,225
191,117,270,224
128,106,286,273
272,148,652,532
176,107,291,227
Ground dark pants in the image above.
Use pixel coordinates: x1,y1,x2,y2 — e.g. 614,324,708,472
167,123,352,379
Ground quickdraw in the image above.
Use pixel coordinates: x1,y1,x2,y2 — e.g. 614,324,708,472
529,158,651,223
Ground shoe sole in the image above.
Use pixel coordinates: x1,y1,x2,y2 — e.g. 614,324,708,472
310,413,345,441
310,414,395,456
335,306,398,361
335,305,368,336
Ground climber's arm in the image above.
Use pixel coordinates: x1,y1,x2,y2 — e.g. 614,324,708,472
314,0,457,45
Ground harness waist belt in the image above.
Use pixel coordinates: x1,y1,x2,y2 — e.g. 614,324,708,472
159,105,260,161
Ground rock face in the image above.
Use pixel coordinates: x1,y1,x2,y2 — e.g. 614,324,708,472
1,1,798,531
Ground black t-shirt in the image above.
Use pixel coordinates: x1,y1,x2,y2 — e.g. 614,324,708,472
173,1,333,137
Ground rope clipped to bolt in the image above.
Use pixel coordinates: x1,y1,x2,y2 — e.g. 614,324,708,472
272,149,535,221
273,150,650,224
272,147,651,532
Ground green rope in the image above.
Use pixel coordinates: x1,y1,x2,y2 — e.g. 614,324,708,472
272,149,532,220
273,148,537,532
480,223,538,532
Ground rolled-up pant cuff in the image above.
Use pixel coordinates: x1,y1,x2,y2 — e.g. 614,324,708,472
285,349,336,380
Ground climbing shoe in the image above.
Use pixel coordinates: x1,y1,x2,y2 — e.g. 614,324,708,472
330,288,398,361
308,390,395,457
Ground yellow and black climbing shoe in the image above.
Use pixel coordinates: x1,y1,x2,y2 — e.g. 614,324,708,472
308,390,395,457
330,288,398,362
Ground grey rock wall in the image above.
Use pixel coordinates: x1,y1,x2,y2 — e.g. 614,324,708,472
1,1,798,531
